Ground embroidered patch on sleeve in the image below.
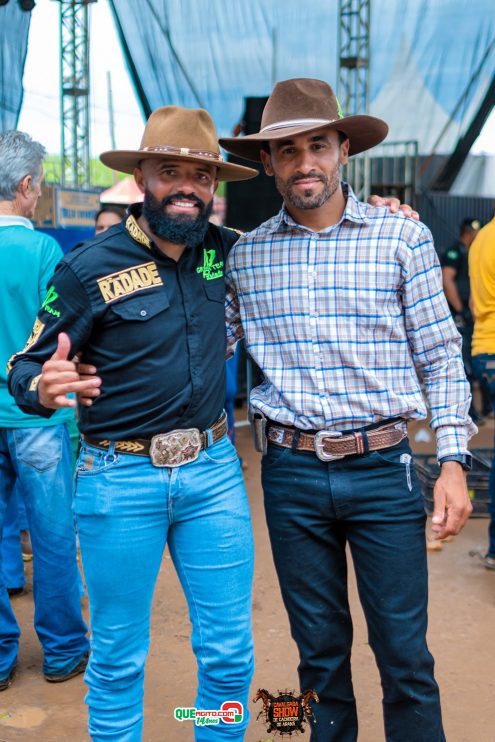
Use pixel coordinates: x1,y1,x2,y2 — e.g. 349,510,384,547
29,374,42,392
6,318,46,372
41,285,62,317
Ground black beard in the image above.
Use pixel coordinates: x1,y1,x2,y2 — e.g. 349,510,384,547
142,189,213,247
275,168,340,210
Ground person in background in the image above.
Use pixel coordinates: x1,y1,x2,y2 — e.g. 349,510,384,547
441,218,486,423
0,130,89,692
469,213,495,571
94,204,126,235
1,485,30,597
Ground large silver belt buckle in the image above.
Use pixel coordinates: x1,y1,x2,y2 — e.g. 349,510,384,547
149,428,202,467
314,430,345,462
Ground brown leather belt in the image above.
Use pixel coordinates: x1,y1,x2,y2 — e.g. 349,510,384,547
82,414,228,468
267,419,407,462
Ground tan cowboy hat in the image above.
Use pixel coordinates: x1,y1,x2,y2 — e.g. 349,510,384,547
100,106,258,182
219,78,388,162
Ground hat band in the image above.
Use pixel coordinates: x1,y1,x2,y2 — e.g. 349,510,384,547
140,145,223,161
260,117,336,133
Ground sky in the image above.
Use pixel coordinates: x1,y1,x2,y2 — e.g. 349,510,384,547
16,0,495,158
17,0,144,157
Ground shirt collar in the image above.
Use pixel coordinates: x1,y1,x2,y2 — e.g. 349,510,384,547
0,215,34,230
126,203,151,250
276,181,370,234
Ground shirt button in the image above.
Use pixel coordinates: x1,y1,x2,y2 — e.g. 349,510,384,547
140,310,147,317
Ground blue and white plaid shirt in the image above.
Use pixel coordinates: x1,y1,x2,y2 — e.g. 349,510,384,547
225,184,475,459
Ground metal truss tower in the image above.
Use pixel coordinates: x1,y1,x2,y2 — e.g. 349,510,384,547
338,0,370,199
54,0,97,188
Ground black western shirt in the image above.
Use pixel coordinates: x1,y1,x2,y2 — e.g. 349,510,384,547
440,239,470,313
8,206,240,439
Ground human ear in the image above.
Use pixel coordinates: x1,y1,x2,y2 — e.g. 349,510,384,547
19,174,32,197
133,167,145,194
339,138,350,166
260,149,274,176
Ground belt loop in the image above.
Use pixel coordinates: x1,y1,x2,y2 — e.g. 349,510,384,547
205,425,214,448
291,429,300,453
104,441,116,463
361,430,370,454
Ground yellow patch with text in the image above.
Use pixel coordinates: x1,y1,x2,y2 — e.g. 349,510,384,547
97,262,163,304
29,374,42,392
6,318,45,373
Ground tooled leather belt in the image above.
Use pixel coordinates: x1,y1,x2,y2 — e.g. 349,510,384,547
82,413,228,468
266,418,408,462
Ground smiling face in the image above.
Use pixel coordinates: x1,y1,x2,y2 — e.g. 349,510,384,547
134,159,218,247
260,128,349,216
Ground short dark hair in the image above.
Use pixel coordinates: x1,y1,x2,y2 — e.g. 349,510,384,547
95,205,126,223
460,218,481,235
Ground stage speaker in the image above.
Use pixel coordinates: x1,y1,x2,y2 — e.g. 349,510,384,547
225,97,282,232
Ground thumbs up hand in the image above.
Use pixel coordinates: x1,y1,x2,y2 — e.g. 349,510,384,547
38,333,102,409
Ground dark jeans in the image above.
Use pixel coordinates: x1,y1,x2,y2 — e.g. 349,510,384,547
261,437,444,742
472,354,495,557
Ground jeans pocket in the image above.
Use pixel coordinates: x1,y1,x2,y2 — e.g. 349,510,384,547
201,435,239,465
262,444,293,470
75,444,121,477
13,425,64,472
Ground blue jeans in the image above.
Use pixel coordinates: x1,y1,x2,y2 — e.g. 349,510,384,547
472,354,495,557
0,425,89,679
1,484,26,589
262,437,444,742
74,434,254,741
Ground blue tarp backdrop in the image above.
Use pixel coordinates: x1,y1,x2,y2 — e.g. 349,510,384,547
109,0,494,155
0,3,30,130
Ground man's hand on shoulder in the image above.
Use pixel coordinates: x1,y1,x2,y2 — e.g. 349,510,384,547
368,195,419,221
431,461,472,540
38,332,101,409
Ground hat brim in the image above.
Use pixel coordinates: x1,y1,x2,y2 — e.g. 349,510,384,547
99,150,258,182
219,115,388,162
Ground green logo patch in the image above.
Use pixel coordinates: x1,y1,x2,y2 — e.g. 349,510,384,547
41,285,61,317
196,249,224,281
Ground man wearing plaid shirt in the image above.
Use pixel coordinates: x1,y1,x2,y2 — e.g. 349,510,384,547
220,79,475,741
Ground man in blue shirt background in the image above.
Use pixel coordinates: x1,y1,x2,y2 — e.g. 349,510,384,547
0,130,89,691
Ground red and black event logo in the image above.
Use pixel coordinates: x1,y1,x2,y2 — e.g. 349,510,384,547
253,688,319,736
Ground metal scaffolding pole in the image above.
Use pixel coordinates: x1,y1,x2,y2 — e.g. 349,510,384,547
54,0,97,188
338,0,370,200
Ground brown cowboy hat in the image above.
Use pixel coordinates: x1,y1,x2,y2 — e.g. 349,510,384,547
219,78,388,162
100,106,258,182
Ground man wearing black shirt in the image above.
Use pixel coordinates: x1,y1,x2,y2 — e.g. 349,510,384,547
8,106,258,741
441,218,484,420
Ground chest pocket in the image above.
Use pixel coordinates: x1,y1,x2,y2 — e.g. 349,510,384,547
110,291,170,322
203,280,225,303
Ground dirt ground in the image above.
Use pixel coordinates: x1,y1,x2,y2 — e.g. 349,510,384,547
1,418,494,742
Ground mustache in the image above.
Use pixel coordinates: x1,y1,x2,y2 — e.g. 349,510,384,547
161,192,206,210
288,171,327,186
